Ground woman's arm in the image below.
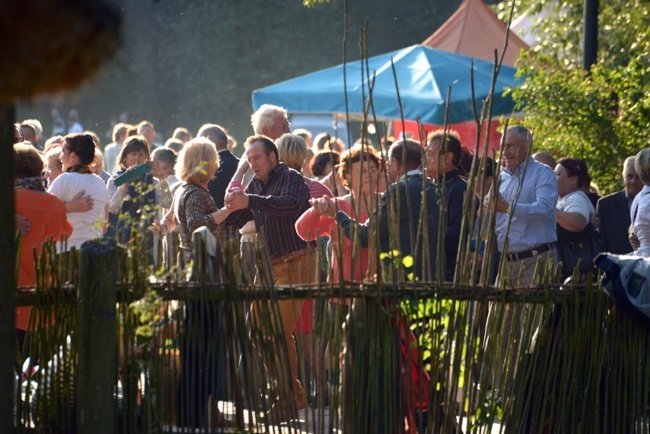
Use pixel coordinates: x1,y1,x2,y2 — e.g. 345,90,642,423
295,202,334,241
556,209,588,232
65,189,94,213
107,176,130,215
211,207,232,225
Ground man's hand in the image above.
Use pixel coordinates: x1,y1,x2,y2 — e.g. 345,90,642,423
495,193,510,213
310,196,336,218
630,231,640,250
66,190,94,213
16,213,32,235
225,189,249,211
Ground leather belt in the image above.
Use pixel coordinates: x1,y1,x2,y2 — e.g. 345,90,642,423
507,242,557,262
270,247,311,266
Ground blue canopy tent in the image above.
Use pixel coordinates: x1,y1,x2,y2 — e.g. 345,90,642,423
252,44,523,126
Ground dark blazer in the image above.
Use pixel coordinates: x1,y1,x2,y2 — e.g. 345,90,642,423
596,190,633,254
442,169,467,281
335,173,442,282
208,150,239,209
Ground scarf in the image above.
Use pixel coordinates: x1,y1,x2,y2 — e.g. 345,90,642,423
66,165,93,175
15,177,46,192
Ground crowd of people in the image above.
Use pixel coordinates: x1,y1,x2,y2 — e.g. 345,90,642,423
12,103,650,429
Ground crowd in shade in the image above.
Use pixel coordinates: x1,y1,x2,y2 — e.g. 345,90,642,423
12,103,650,429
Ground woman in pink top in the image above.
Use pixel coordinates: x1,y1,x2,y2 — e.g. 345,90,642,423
295,144,382,284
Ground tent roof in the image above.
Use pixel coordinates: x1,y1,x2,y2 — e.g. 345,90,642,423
422,0,529,67
252,45,523,125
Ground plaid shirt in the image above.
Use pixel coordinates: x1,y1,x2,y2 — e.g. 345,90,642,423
226,163,312,259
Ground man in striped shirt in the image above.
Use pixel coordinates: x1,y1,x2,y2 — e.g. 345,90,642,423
224,134,314,419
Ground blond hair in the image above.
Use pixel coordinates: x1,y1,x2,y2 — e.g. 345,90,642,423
175,137,219,184
276,133,307,171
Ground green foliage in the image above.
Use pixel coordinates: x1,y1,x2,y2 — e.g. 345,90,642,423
496,0,650,194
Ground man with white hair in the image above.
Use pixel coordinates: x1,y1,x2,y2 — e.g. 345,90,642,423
495,125,558,287
251,104,291,140
19,119,43,151
198,123,240,208
597,156,643,254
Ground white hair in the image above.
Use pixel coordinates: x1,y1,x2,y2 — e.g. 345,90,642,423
22,119,43,138
251,104,287,135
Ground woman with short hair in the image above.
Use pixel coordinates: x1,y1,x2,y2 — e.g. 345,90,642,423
157,137,232,428
15,142,72,350
554,157,600,278
159,137,232,264
43,147,64,186
48,133,108,252
106,136,156,242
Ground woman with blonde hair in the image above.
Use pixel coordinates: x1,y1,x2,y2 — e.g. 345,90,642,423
157,137,232,428
158,137,232,264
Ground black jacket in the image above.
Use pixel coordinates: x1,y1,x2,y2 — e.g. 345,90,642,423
208,150,239,209
596,190,633,254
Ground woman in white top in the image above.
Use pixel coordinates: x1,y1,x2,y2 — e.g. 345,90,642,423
554,158,599,279
48,133,108,251
631,148,650,257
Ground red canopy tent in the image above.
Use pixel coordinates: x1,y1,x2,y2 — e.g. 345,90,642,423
394,0,529,155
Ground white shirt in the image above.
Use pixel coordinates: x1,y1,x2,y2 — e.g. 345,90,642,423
48,172,108,251
631,185,650,257
103,142,122,175
557,190,595,226
68,122,83,134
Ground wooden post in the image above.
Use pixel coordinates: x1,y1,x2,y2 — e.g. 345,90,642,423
77,238,118,434
0,104,16,433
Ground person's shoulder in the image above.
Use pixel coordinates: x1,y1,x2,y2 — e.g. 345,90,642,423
531,158,554,175
598,190,625,206
447,173,467,191
40,191,68,210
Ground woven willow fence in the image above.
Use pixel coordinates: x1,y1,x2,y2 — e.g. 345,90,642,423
11,230,650,434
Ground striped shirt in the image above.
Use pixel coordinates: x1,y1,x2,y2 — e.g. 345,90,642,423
495,157,558,254
226,163,312,259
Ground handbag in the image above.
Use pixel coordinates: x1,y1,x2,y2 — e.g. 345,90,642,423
557,223,602,280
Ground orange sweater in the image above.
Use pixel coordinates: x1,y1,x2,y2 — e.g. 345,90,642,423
15,189,72,331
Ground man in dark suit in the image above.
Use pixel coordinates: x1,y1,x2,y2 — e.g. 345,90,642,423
198,123,239,209
317,138,441,282
597,156,643,254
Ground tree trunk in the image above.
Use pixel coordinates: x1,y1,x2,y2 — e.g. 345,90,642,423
0,104,16,434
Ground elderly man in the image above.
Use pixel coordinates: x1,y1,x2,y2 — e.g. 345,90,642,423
426,129,466,281
223,135,314,419
19,119,43,151
495,125,558,287
597,156,643,254
251,104,291,140
198,123,239,209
